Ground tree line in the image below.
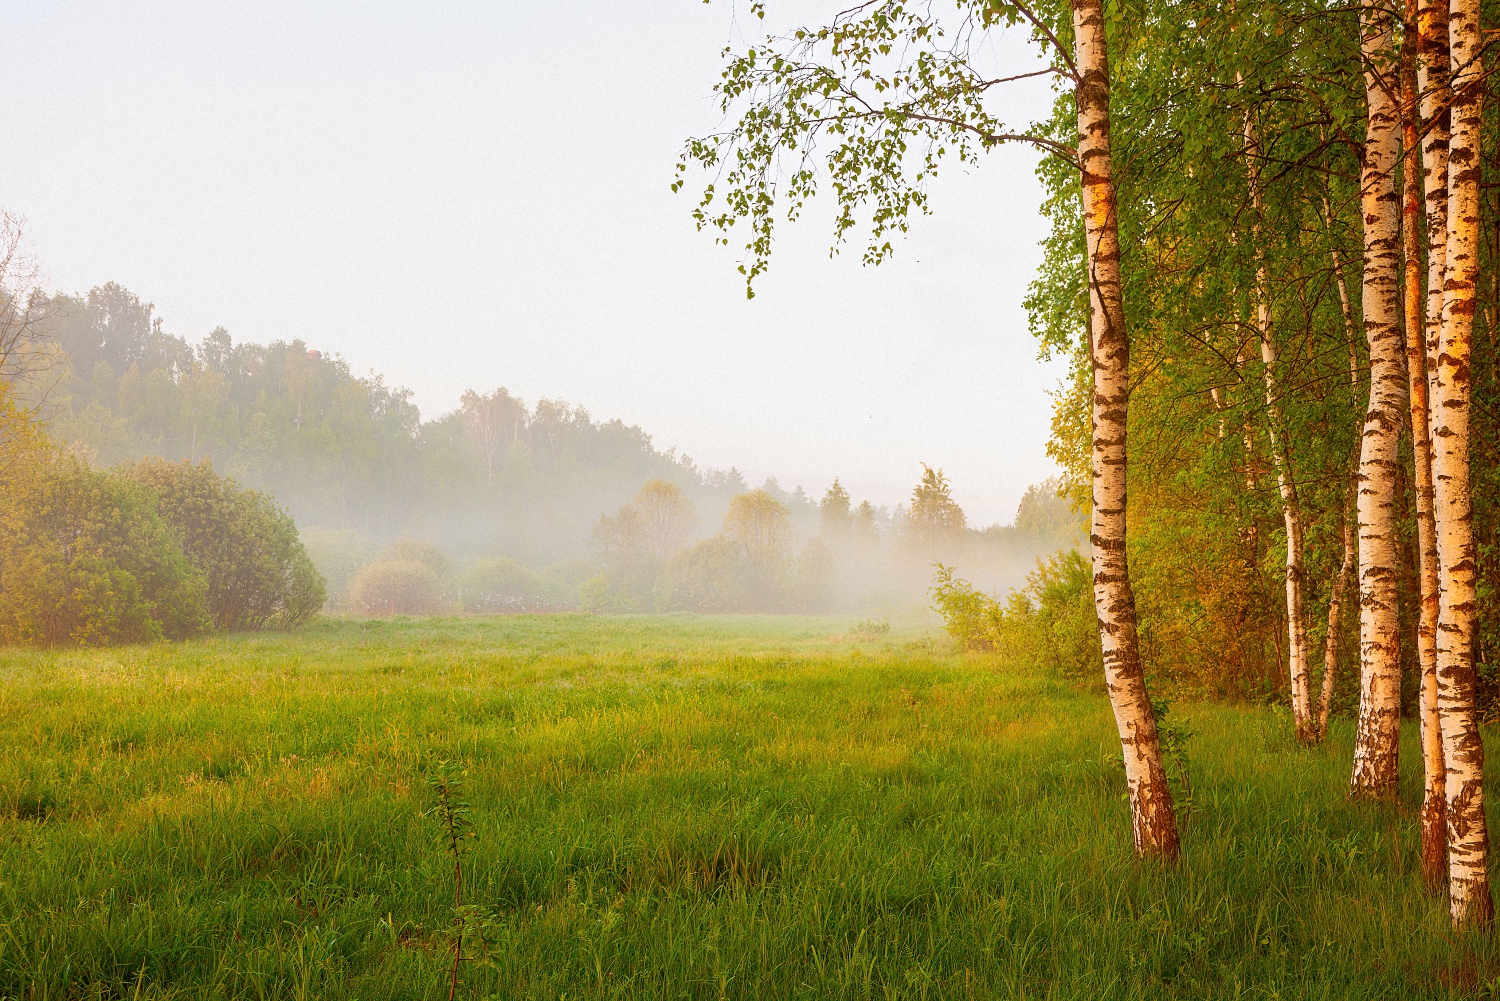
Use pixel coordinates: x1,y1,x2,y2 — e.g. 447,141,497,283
582,466,1079,614
0,220,325,646
25,281,751,569
683,0,1500,925
7,271,1078,613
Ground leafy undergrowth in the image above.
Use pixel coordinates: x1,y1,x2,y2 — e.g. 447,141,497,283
0,615,1494,999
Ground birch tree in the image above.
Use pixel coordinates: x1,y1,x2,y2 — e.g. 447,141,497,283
1401,0,1445,890
677,0,1181,859
1349,0,1405,801
1243,111,1313,741
1430,0,1492,925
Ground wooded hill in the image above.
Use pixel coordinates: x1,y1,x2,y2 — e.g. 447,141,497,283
33,282,751,568
27,282,1079,607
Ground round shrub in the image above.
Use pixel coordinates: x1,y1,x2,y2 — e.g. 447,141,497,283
347,560,446,615
654,537,747,612
0,455,210,645
458,557,541,613
121,458,327,630
383,539,452,581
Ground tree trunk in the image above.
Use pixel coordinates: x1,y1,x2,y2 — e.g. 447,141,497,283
1315,196,1365,744
1402,0,1446,891
1317,484,1357,740
1432,0,1492,926
1074,0,1180,861
1349,1,1405,801
1243,111,1313,741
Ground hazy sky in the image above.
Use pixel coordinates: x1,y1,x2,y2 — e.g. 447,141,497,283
2,1,1067,525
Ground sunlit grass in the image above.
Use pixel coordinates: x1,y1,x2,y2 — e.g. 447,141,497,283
0,615,1494,999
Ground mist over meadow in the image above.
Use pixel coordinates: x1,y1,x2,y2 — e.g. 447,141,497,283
26,281,1078,617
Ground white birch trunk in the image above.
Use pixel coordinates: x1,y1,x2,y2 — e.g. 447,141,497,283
1074,0,1180,860
1402,8,1445,887
1432,0,1492,926
1243,112,1312,741
1349,2,1406,800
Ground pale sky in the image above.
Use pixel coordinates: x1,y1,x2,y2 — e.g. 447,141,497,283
2,1,1067,525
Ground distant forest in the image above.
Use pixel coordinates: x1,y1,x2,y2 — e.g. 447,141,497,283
26,282,1079,608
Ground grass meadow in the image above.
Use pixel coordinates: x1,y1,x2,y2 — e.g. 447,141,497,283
1,614,1498,999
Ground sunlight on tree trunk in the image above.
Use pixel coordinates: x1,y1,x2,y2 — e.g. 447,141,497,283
1075,0,1179,861
1349,1,1404,801
1402,0,1447,893
1431,0,1492,927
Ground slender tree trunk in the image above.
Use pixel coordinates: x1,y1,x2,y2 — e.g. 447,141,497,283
1402,2,1447,890
1417,0,1454,902
1350,1,1406,801
1317,486,1358,739
1315,196,1365,744
1432,0,1492,926
1243,112,1313,741
1074,0,1180,861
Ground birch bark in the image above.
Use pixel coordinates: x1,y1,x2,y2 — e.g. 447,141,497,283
1432,0,1492,925
1402,4,1445,889
1315,198,1365,743
1349,1,1406,800
1243,112,1312,741
1074,0,1180,860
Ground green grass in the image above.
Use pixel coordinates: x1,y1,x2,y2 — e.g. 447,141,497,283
0,614,1496,999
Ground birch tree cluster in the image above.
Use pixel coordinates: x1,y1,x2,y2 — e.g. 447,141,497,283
683,0,1499,924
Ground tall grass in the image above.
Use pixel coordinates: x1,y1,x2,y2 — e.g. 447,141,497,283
0,615,1495,998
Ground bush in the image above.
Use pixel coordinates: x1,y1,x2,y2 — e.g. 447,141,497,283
929,564,1005,649
301,528,380,610
347,560,446,615
384,539,452,581
0,455,210,645
655,537,748,612
1022,549,1100,678
578,573,639,614
929,550,1100,679
121,459,326,629
458,557,546,613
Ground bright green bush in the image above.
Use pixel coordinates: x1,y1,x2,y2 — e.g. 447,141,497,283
929,564,1006,649
121,459,326,630
0,455,210,645
930,550,1099,679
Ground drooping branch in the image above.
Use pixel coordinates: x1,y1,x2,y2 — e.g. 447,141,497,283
677,0,1075,295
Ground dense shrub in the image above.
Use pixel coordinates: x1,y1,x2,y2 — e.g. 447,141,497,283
791,539,835,611
384,539,453,581
347,560,446,615
122,459,326,629
0,455,210,645
655,537,748,612
930,564,1006,649
578,572,640,613
931,550,1099,679
458,557,546,613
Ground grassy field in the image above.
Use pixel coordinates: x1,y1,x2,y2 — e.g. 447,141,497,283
1,614,1497,999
